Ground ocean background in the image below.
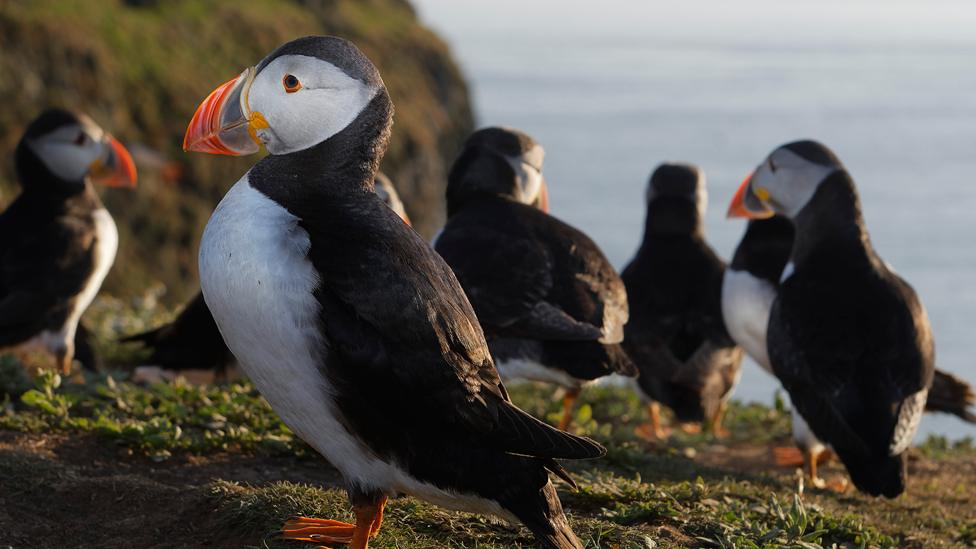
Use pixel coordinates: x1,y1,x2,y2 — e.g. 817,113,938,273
413,0,976,439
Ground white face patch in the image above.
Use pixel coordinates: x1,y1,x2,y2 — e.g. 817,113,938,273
27,123,106,183
504,143,545,205
751,148,837,218
247,55,379,155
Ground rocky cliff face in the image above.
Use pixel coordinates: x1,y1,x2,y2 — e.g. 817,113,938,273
0,0,473,302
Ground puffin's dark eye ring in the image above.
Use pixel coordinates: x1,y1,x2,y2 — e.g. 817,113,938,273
283,74,302,93
74,133,87,146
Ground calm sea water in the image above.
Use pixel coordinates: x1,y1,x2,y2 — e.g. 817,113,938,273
413,0,976,439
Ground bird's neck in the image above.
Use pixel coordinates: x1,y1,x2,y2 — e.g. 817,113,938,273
250,91,393,208
729,218,795,284
640,198,704,244
791,171,874,269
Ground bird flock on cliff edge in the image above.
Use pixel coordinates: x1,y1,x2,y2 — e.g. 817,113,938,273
2,35,976,549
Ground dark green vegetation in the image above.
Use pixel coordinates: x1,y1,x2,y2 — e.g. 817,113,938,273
0,0,473,303
2,324,974,548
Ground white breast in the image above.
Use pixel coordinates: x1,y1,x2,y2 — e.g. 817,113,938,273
199,176,514,521
36,208,118,353
720,269,776,373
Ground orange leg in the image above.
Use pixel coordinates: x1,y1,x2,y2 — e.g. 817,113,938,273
634,402,672,441
708,404,730,438
56,348,73,376
557,387,581,431
279,496,387,549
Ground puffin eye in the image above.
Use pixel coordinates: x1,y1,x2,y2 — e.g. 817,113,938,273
282,74,302,93
768,158,777,173
74,132,87,146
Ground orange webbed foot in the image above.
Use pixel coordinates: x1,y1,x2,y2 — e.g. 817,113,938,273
278,516,356,545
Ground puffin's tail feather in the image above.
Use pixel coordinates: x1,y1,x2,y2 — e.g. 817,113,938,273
494,399,606,460
926,368,976,423
513,481,584,549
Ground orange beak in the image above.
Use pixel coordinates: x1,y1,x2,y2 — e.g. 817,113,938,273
727,171,773,219
401,212,412,226
183,68,261,156
91,136,137,188
537,178,550,213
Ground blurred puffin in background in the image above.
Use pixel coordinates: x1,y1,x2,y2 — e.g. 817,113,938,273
435,127,637,430
723,215,976,484
123,173,409,384
621,163,742,440
728,140,934,497
0,108,136,375
184,36,602,549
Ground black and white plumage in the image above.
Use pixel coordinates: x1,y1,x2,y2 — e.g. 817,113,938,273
123,173,408,384
728,140,935,497
185,37,601,549
621,164,742,438
0,109,136,374
723,216,976,466
434,127,636,430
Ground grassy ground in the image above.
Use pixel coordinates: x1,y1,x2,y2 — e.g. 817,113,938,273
2,350,974,548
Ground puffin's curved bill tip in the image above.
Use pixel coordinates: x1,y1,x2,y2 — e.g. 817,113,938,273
727,171,772,219
183,70,260,156
92,136,137,188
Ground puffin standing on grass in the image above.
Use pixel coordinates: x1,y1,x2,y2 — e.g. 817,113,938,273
123,173,409,384
621,163,743,440
0,109,136,374
727,140,934,497
185,36,602,549
723,215,976,485
434,127,637,430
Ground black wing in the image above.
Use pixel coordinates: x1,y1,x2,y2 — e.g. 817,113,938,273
622,236,731,382
303,199,604,460
436,200,625,344
0,199,94,344
768,264,934,493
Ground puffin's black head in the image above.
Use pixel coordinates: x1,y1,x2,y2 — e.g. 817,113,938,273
184,35,389,158
15,108,137,194
644,163,707,235
374,172,410,225
445,127,547,216
728,139,846,220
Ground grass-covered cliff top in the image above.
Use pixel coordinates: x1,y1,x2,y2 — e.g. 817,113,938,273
0,0,473,303
1,363,974,548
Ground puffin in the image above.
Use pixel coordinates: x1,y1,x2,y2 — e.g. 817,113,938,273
723,215,976,484
433,127,637,430
620,163,743,440
727,140,934,497
0,109,136,374
184,36,602,549
123,173,409,384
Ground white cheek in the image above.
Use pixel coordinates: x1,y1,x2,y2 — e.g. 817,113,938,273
248,55,378,155
28,141,99,182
